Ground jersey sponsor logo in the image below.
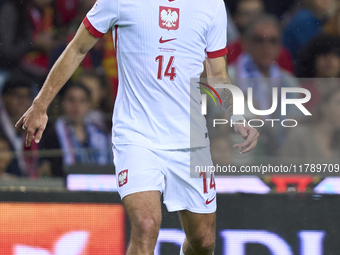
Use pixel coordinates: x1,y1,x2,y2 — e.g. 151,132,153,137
159,37,177,43
159,6,179,30
118,170,128,187
206,196,216,205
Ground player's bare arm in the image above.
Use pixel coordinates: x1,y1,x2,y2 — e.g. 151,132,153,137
15,23,99,147
205,56,259,154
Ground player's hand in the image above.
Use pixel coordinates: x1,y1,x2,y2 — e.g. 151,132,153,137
233,123,259,154
15,102,48,147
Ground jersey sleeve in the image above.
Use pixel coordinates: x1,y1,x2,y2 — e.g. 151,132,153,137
82,0,119,38
206,0,228,58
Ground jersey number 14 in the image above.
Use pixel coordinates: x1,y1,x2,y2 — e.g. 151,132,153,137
200,172,216,194
155,55,176,81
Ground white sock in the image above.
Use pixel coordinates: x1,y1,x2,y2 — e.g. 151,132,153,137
180,245,185,255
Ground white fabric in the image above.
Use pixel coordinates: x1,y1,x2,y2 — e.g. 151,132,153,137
87,0,119,34
113,144,217,213
180,245,185,255
86,0,228,149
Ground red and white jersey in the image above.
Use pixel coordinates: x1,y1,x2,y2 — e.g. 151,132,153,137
83,0,228,149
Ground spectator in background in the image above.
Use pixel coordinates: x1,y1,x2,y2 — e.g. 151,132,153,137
0,73,39,177
225,0,297,19
0,0,62,85
58,0,121,100
280,87,340,162
296,34,340,113
228,15,300,155
59,0,105,72
77,70,113,132
283,0,336,62
227,0,294,73
0,135,14,178
54,0,79,28
0,0,33,86
263,0,297,19
324,3,340,37
229,15,299,112
50,0,79,55
233,0,265,35
20,0,62,83
297,34,340,78
41,83,113,177
225,6,240,45
67,0,96,33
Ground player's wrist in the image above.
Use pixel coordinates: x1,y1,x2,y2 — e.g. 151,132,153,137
32,97,48,113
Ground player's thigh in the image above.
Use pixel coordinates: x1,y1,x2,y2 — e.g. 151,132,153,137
123,191,162,236
179,210,216,243
113,144,165,199
163,146,216,213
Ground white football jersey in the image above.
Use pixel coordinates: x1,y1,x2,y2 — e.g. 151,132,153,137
84,0,228,149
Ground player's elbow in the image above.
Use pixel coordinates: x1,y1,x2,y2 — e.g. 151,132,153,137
66,40,89,58
78,45,90,56
206,68,228,79
68,23,99,56
205,56,228,78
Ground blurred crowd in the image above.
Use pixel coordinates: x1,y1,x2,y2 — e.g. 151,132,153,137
0,0,116,178
0,0,340,192
209,0,340,192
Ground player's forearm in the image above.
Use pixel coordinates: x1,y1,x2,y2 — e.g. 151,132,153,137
204,55,234,119
207,70,233,119
212,68,234,120
220,76,234,120
33,45,87,112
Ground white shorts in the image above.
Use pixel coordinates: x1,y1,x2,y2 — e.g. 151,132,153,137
113,144,216,213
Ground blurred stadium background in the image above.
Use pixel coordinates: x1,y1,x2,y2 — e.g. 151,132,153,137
1,0,340,254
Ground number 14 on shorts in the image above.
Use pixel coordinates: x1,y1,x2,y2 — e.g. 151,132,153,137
199,172,216,194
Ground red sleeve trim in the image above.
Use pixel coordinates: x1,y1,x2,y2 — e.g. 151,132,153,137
82,16,105,38
207,46,228,58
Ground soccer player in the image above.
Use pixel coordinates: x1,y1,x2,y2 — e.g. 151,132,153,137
16,0,259,254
